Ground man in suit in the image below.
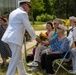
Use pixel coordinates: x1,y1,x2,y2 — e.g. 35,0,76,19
1,0,41,75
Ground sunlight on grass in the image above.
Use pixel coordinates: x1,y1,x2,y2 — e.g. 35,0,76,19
31,22,46,25
31,22,46,31
32,25,46,31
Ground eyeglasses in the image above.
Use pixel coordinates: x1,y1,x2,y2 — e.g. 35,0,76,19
54,23,58,25
74,22,76,23
26,2,31,8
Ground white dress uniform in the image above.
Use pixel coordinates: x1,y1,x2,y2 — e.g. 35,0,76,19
1,0,36,75
2,7,36,47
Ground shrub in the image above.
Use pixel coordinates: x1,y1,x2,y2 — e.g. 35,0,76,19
61,19,70,28
36,13,56,22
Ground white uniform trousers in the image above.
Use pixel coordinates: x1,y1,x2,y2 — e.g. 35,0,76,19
6,43,27,75
71,48,76,71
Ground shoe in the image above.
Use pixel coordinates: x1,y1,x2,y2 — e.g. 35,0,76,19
29,67,39,71
27,61,38,67
69,70,76,74
26,73,32,75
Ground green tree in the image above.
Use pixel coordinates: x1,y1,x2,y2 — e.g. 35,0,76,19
74,0,76,16
43,0,51,14
53,0,75,18
30,0,44,20
30,0,76,21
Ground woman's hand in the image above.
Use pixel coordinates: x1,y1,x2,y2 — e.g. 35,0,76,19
42,40,49,45
47,52,63,55
47,52,53,54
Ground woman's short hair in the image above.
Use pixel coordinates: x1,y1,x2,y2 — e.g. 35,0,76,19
53,18,63,24
58,24,67,32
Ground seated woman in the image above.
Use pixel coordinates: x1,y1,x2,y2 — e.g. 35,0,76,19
32,21,54,56
27,21,55,67
0,17,11,67
41,25,70,75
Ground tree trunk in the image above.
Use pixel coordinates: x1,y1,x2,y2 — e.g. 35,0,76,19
74,0,76,17
31,11,34,24
66,0,69,18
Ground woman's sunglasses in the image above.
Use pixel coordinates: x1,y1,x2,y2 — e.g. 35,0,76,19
57,27,62,30
54,23,58,25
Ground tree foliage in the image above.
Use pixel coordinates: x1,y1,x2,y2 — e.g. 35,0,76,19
30,0,76,21
53,0,75,18
43,0,52,14
30,0,44,20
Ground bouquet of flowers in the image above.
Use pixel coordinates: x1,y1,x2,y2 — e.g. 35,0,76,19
36,32,48,46
38,32,48,41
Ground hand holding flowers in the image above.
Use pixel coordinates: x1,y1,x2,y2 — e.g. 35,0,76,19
38,32,48,41
36,32,48,46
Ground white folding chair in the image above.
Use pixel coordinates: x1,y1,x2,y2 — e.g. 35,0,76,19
53,38,73,75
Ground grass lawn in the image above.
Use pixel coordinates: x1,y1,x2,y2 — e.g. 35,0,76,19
32,25,46,31
31,22,46,30
31,22,46,25
0,57,75,75
0,47,75,75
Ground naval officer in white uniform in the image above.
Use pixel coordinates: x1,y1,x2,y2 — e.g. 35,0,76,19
1,0,41,75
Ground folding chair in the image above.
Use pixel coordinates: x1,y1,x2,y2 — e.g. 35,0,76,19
53,38,73,75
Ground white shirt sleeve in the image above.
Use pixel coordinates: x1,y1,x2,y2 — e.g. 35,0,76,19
72,27,76,41
67,31,73,40
20,12,36,40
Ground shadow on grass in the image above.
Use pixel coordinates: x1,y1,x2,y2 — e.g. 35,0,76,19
0,63,8,75
0,60,76,75
26,61,76,75
53,63,76,75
